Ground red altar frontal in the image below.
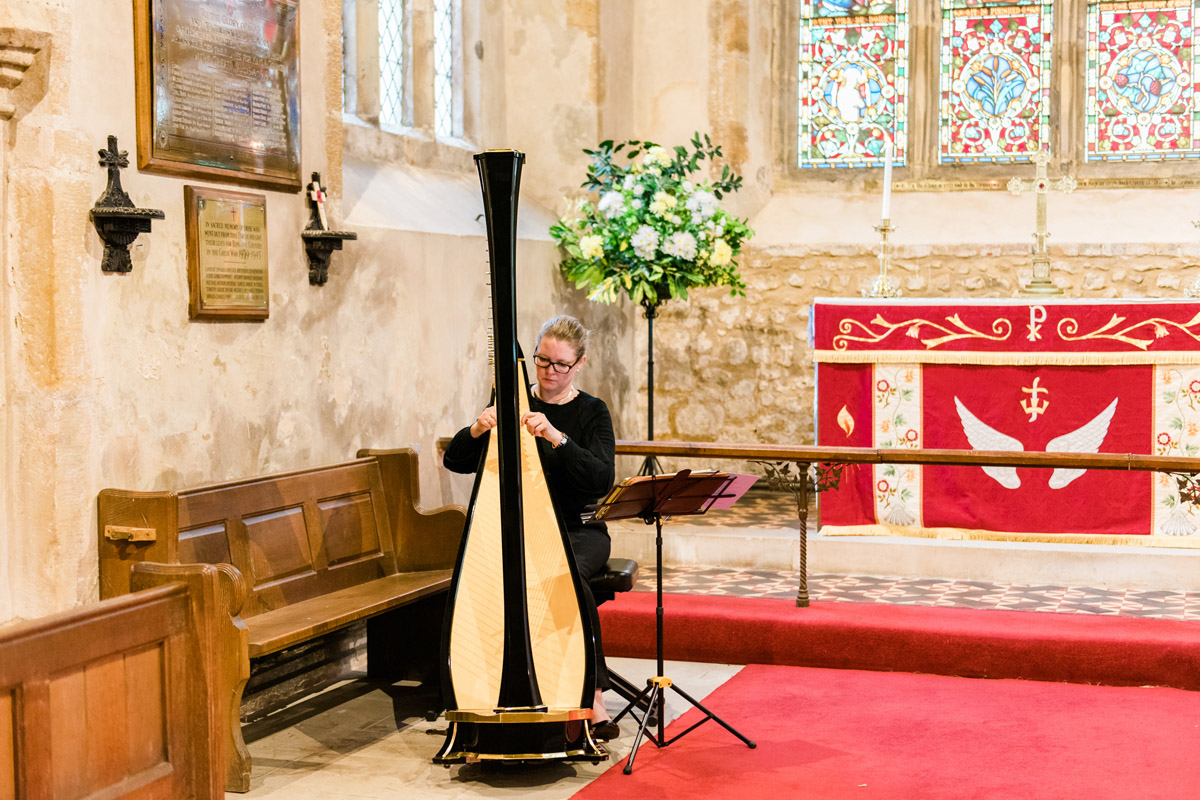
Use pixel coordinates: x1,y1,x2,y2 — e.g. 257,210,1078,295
812,298,1200,547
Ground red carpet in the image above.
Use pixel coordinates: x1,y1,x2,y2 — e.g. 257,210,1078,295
600,592,1200,690
574,664,1200,800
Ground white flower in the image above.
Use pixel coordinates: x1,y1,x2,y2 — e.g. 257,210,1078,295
623,174,635,190
631,198,643,209
631,225,659,260
643,145,673,168
633,183,646,197
662,231,698,261
649,191,677,215
710,239,733,267
686,190,720,220
682,180,694,192
598,191,624,218
580,234,605,260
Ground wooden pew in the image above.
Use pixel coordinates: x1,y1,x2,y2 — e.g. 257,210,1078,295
97,448,465,792
0,563,226,800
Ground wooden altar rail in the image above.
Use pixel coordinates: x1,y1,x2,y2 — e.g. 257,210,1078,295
615,440,1200,473
614,440,1200,607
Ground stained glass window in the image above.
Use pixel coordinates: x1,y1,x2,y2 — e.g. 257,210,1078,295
796,0,909,169
379,0,405,128
433,0,456,139
939,0,1054,163
1087,0,1200,161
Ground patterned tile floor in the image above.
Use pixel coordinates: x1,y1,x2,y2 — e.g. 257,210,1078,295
633,490,1200,621
632,567,1200,620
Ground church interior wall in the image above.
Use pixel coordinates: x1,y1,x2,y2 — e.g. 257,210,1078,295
0,0,639,625
8,0,1200,624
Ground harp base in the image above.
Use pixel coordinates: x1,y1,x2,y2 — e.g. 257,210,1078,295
434,712,609,765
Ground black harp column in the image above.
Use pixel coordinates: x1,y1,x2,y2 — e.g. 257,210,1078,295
475,150,544,712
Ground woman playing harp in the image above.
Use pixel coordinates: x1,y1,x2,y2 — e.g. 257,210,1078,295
443,314,619,740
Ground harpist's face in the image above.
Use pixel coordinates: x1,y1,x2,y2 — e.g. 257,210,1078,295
533,336,585,395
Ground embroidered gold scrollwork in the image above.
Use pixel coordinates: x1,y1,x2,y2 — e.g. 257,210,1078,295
1057,312,1200,351
833,314,1013,350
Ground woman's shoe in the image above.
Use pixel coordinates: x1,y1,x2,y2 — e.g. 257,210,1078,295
591,719,620,741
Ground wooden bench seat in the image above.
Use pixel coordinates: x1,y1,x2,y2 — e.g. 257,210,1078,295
245,568,451,657
98,448,465,793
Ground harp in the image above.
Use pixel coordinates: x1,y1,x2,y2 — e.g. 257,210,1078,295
434,150,607,765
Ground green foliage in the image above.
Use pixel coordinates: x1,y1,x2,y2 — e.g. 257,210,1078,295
549,132,754,307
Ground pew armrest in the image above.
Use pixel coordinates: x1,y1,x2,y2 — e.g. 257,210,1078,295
131,561,253,792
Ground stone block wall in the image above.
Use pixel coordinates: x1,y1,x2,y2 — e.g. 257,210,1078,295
641,242,1200,467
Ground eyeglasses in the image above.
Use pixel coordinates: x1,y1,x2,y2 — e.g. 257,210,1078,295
532,353,581,374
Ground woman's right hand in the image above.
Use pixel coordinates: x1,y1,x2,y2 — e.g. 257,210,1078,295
469,406,497,438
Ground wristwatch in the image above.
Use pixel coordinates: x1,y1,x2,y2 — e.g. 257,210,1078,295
554,434,568,449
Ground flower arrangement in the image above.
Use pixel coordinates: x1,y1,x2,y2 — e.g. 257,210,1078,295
549,133,754,307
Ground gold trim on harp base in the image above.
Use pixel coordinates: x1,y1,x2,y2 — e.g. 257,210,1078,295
446,707,592,724
434,715,609,766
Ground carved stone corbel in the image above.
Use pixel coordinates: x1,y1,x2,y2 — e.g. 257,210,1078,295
0,29,50,122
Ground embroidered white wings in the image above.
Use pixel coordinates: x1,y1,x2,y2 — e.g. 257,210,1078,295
1045,398,1118,489
953,396,1118,490
953,397,1023,489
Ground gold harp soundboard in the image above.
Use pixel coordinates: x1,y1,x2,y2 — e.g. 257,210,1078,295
434,151,607,765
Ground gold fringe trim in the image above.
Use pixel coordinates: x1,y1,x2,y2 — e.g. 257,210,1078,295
812,350,1200,366
819,523,1200,549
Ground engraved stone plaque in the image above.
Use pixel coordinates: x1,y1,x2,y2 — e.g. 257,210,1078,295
135,0,300,191
185,186,269,320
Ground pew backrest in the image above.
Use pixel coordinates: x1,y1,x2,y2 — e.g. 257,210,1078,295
99,458,397,617
0,570,223,799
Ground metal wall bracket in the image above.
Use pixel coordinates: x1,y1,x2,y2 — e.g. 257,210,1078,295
88,135,164,273
300,172,356,285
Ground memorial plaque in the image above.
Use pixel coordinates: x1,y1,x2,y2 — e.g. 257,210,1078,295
135,0,301,191
185,186,269,320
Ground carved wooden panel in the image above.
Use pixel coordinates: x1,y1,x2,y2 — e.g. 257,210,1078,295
320,493,381,566
0,691,13,799
123,645,167,776
243,506,314,585
178,523,232,566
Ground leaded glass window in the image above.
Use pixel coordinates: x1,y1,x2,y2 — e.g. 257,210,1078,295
433,0,456,138
1087,0,1200,161
379,0,405,128
796,0,909,168
939,0,1054,163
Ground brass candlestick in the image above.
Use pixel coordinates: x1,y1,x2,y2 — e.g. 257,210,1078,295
863,219,901,298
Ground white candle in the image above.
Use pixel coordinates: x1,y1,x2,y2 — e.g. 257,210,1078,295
881,141,893,221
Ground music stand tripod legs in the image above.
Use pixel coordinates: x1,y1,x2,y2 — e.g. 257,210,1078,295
612,511,756,774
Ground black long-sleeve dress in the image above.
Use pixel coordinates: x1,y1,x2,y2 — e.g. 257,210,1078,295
443,389,616,689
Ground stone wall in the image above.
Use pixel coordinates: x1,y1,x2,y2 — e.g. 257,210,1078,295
0,0,637,624
643,242,1200,474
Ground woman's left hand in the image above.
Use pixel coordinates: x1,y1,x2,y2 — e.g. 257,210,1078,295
521,411,562,444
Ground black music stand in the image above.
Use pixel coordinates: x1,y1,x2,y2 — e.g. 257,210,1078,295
587,469,758,774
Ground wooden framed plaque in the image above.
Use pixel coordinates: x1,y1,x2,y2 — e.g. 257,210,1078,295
185,186,269,320
134,0,301,191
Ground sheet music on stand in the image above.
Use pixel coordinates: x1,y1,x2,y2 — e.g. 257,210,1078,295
583,470,758,524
